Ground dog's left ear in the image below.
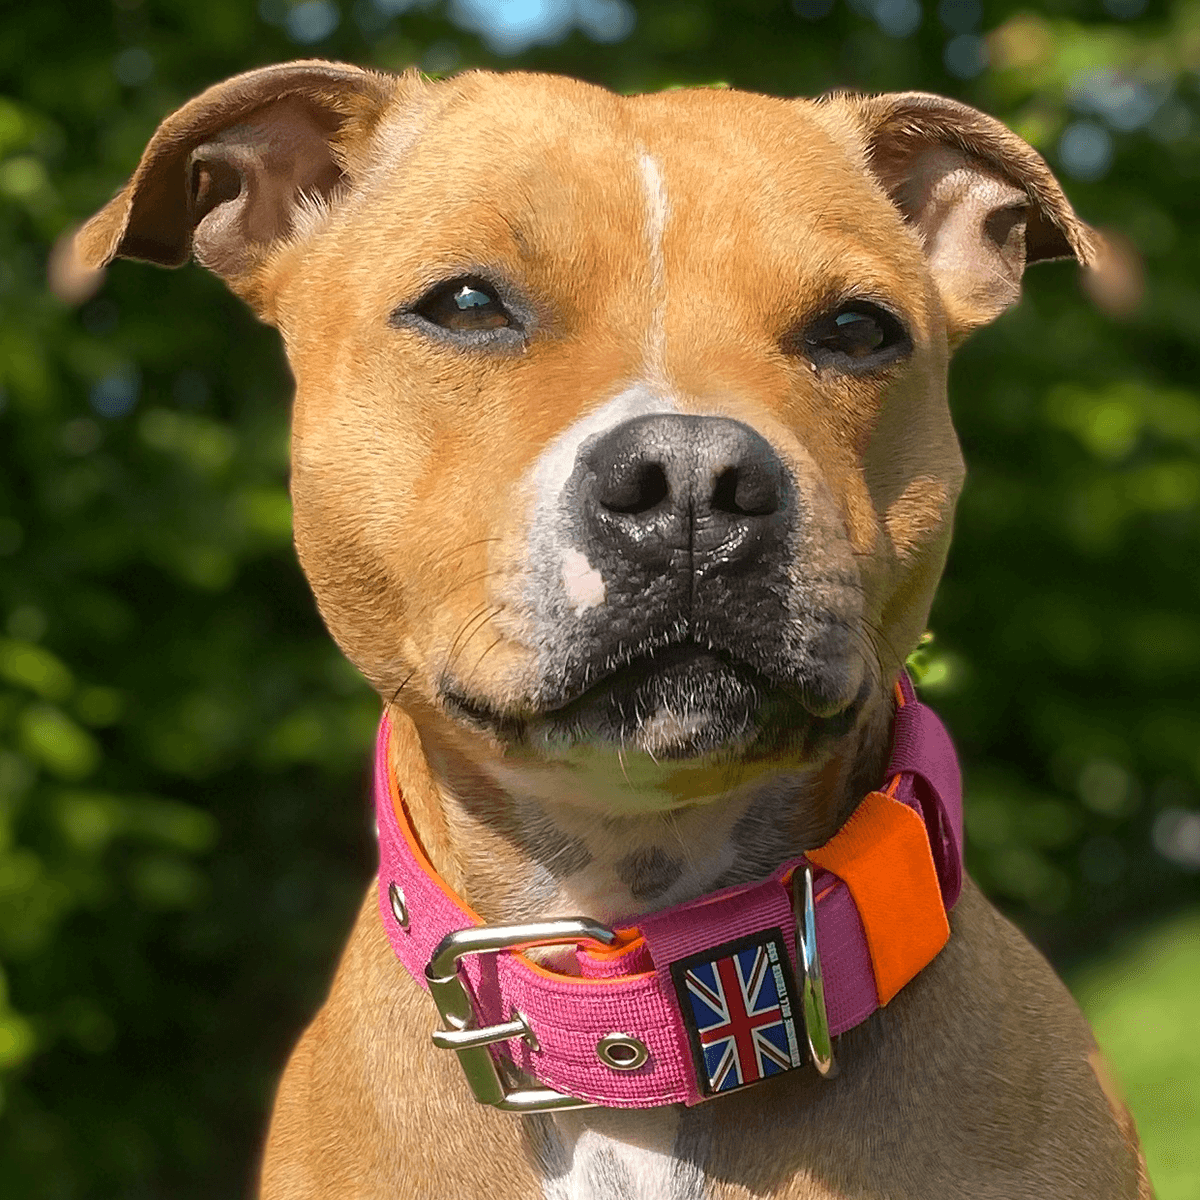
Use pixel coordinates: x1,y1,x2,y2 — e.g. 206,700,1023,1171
834,91,1099,340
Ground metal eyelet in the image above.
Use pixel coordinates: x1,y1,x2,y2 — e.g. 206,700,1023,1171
388,881,410,930
596,1033,649,1071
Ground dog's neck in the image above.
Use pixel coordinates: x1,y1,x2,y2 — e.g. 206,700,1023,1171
386,698,893,929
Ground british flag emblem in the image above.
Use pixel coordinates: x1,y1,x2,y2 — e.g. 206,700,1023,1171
670,931,805,1096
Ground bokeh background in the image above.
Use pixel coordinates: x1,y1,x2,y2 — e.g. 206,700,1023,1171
2,0,1198,1195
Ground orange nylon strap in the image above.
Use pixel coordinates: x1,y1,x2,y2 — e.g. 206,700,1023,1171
805,788,949,1005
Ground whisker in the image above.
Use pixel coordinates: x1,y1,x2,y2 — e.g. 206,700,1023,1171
411,536,502,579
436,568,504,604
617,738,632,788
445,603,495,667
662,809,701,884
464,634,505,694
386,666,419,709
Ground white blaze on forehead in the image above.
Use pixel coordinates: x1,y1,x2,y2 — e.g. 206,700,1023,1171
561,548,606,614
638,150,669,380
516,152,675,627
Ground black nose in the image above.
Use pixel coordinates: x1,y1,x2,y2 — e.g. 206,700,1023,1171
580,414,789,569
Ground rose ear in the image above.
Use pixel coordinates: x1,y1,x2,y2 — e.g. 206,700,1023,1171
73,60,400,308
837,91,1099,341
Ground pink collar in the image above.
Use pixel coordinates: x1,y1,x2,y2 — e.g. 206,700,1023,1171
375,674,963,1111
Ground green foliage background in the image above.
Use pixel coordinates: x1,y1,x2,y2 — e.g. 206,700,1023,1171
1,0,1197,1195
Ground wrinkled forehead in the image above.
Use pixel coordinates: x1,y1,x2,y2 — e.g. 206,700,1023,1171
352,76,928,315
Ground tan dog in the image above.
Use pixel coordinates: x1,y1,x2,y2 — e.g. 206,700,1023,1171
76,61,1151,1199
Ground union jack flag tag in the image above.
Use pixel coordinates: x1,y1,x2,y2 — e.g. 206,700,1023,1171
670,930,805,1097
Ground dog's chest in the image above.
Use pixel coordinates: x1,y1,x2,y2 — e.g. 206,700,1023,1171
533,1112,706,1200
530,1114,846,1200
543,1134,704,1200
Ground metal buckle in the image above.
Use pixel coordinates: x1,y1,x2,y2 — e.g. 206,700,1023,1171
791,865,838,1078
425,917,617,1112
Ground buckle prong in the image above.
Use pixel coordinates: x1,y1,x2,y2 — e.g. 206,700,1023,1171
430,1010,535,1052
791,865,838,1078
426,917,617,1112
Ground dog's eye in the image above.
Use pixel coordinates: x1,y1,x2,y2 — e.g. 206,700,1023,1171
793,302,911,373
411,278,513,333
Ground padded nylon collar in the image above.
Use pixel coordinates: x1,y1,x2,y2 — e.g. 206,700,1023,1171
375,674,963,1107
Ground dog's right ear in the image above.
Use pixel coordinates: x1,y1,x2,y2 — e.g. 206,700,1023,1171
74,60,404,310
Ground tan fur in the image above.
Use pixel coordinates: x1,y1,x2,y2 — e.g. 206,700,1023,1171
1089,1049,1155,1200
75,63,1148,1198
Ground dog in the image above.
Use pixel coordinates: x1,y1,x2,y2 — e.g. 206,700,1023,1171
74,60,1152,1199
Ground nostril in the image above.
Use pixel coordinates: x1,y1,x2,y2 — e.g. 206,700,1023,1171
600,462,670,515
711,465,779,517
712,468,740,515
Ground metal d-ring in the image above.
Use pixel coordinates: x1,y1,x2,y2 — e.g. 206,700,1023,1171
791,865,838,1078
596,1033,649,1072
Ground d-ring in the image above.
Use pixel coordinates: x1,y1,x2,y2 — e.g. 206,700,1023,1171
791,865,838,1078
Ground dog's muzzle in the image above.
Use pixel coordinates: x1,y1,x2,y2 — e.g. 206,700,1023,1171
443,412,865,759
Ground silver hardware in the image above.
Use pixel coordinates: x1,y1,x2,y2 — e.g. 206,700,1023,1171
596,1033,649,1072
431,1009,538,1053
426,917,617,1112
388,881,409,930
791,865,838,1078
518,1009,541,1053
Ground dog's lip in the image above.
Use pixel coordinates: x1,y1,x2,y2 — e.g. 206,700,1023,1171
441,640,797,762
440,635,838,732
439,638,760,729
542,641,771,713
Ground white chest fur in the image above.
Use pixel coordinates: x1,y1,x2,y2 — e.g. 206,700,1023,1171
537,1109,706,1200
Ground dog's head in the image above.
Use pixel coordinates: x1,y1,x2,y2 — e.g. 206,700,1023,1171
76,62,1094,815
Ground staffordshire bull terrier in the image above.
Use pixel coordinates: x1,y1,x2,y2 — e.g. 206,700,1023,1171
75,60,1151,1199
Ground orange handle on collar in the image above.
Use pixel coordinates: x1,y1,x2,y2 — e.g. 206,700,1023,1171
806,788,949,1005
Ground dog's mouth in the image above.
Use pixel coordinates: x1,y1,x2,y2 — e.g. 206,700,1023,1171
443,638,863,762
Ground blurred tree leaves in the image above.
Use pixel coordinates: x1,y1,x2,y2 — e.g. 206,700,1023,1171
1,0,1198,1195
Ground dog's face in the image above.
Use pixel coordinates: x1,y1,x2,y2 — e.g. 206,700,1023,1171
78,63,1094,814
